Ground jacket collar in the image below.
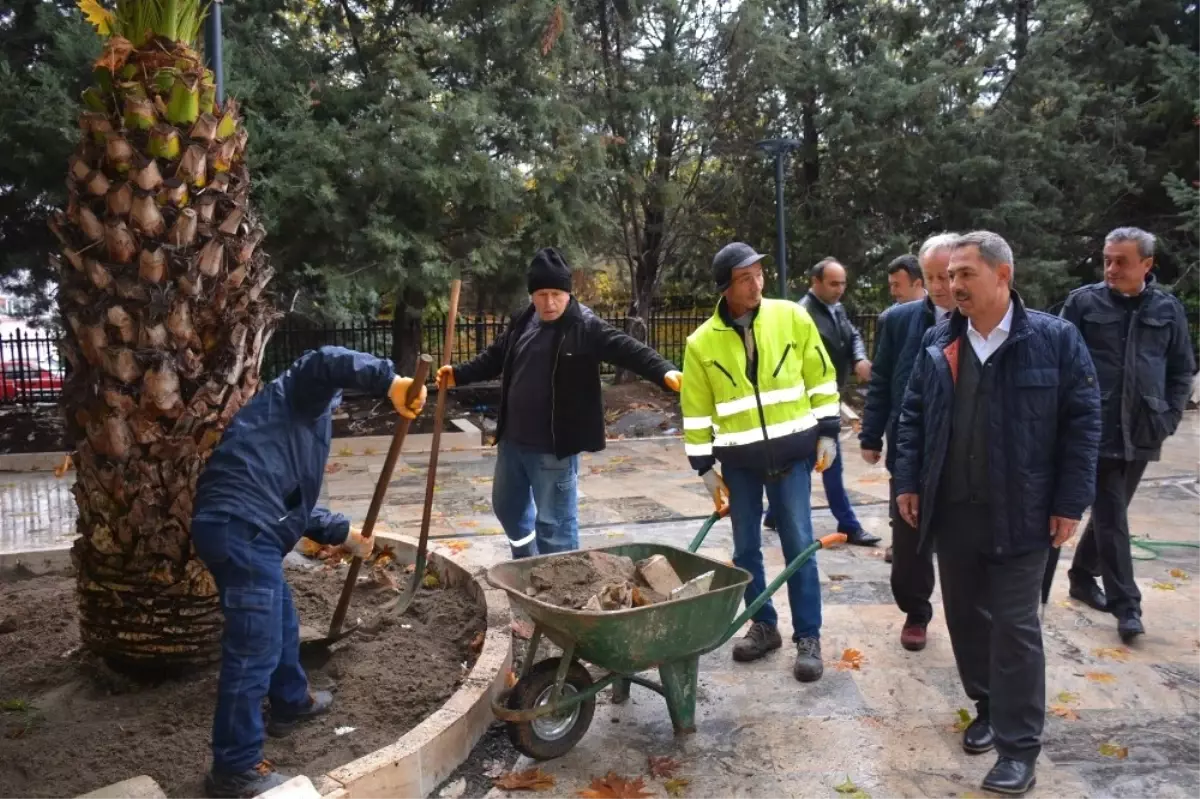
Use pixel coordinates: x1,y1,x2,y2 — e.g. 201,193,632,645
946,289,1031,342
518,296,582,329
713,296,759,330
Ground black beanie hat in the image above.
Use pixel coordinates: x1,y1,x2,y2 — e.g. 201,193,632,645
712,242,767,291
527,247,573,294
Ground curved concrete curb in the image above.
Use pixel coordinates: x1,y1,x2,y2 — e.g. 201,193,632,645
313,532,512,799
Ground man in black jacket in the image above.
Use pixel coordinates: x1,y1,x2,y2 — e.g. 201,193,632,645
894,231,1100,796
1060,227,1196,643
439,248,681,558
859,233,957,652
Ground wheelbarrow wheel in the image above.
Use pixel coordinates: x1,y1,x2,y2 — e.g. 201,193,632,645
506,657,595,760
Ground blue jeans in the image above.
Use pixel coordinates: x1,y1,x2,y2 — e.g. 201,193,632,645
192,514,311,774
492,441,580,558
764,438,861,532
724,459,822,640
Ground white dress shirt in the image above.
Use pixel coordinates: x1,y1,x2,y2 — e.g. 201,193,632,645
967,300,1013,364
934,304,951,323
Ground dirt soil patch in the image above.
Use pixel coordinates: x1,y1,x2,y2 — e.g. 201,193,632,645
0,559,485,798
331,393,480,438
0,406,69,455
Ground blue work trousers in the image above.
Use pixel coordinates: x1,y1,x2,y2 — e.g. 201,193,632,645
724,459,822,641
492,441,580,558
764,437,861,533
191,513,311,774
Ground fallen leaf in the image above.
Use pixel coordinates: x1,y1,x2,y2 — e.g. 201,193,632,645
505,669,518,689
469,631,485,653
953,708,972,732
372,546,396,568
362,447,377,456
577,772,653,798
663,777,690,797
1151,580,1177,591
336,446,354,457
647,755,681,778
829,585,844,592
422,572,440,589
832,648,864,671
1093,647,1131,662
1169,568,1190,580
827,574,851,581
1085,671,1117,683
1049,704,1079,721
443,540,472,553
1056,691,1079,704
494,767,556,791
324,462,346,474
457,520,479,528
833,776,871,798
370,566,399,591
511,620,535,639
1099,741,1129,759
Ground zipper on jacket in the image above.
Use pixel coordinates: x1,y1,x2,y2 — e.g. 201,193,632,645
816,347,829,375
772,343,793,378
550,333,565,456
712,360,738,387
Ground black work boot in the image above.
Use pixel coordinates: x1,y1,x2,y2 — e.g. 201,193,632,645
792,637,824,682
962,715,995,754
981,757,1036,795
1068,579,1108,613
267,689,334,738
205,761,290,798
732,621,782,662
841,526,881,546
1118,611,1145,644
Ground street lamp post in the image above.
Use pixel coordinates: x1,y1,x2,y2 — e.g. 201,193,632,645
756,138,801,300
204,0,225,105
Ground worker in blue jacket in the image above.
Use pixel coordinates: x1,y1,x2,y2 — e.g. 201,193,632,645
191,346,427,798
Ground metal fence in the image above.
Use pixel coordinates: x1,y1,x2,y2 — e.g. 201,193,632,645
6,302,1198,406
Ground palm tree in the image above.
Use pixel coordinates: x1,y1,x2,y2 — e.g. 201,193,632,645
53,0,277,670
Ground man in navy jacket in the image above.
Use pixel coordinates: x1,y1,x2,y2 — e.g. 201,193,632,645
859,233,957,652
191,346,427,798
894,232,1100,796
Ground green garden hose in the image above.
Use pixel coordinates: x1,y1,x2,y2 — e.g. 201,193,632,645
1131,537,1200,560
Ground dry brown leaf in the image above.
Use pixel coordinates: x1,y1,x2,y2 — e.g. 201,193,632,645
647,755,681,778
94,35,133,72
494,767,556,791
373,546,396,569
577,773,653,798
505,669,518,689
1099,741,1129,759
443,540,472,553
1093,647,1131,662
469,631,485,653
833,648,864,671
664,777,690,797
1085,671,1117,683
370,566,399,591
324,462,346,475
1151,580,1177,591
511,620,535,640
1049,704,1080,721
1169,568,1190,580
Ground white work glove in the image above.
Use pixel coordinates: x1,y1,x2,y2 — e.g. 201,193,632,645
815,437,838,473
701,469,729,514
341,527,374,560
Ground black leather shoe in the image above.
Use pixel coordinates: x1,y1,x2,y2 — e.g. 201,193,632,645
842,527,881,546
1069,581,1108,612
962,716,995,754
981,757,1036,795
1118,612,1145,644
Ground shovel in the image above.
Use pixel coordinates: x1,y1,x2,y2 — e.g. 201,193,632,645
298,353,433,653
382,278,462,616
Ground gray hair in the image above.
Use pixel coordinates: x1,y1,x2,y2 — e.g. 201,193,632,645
953,230,1015,275
1105,227,1156,259
917,233,958,266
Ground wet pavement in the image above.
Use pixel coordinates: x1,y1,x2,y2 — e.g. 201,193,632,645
2,414,1198,798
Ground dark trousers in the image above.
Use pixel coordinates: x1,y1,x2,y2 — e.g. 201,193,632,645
889,479,935,625
192,514,311,774
935,502,1047,763
1069,458,1147,616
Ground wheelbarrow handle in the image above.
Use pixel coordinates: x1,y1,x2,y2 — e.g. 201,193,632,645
712,531,847,650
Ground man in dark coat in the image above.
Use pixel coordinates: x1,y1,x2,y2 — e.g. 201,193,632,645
439,247,681,558
765,258,880,546
894,231,1100,796
859,233,957,652
1060,226,1196,642
191,347,428,797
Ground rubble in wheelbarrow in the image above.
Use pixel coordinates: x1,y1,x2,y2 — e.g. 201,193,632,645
524,551,704,611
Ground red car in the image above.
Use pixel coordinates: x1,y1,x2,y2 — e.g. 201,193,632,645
0,360,63,402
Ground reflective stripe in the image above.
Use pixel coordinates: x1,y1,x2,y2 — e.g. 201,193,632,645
684,441,713,457
508,529,536,548
812,402,841,419
683,415,713,430
712,414,817,447
807,380,838,397
715,385,806,418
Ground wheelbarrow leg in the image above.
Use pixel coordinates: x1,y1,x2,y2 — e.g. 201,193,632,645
611,678,631,705
658,655,700,735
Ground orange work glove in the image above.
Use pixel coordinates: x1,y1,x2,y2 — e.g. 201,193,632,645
388,376,428,420
663,370,683,392
436,364,456,390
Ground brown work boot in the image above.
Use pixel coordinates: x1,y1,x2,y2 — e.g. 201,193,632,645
900,620,928,651
732,621,782,662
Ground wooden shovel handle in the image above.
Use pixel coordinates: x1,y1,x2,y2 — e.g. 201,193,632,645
326,354,432,638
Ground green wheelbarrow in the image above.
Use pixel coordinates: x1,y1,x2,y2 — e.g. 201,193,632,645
486,512,846,760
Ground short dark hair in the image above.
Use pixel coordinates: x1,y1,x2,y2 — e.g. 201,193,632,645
887,254,922,283
810,257,842,281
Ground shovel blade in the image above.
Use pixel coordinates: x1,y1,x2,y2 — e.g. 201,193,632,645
298,621,360,651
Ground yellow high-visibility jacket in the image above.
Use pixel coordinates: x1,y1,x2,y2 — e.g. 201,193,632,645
681,298,841,474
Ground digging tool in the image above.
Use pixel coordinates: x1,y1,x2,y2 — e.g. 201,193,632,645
382,278,463,616
298,354,433,652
